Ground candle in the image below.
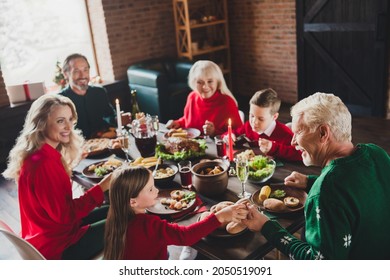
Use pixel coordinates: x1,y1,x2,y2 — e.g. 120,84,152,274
228,118,234,161
115,99,122,136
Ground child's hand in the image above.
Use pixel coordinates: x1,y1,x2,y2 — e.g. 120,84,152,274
215,203,248,224
258,138,272,154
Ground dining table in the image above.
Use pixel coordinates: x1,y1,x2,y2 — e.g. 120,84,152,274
72,125,321,260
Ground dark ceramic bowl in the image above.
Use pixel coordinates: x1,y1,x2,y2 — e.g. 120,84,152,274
191,160,229,197
150,164,178,188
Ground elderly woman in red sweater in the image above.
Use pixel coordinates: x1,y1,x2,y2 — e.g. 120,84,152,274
166,60,243,137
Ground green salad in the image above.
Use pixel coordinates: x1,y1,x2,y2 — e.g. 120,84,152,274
248,155,275,182
155,139,207,161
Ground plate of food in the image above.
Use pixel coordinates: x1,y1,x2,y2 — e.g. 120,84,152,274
251,184,307,214
82,158,123,179
146,189,197,215
163,128,201,139
155,137,207,161
82,138,111,157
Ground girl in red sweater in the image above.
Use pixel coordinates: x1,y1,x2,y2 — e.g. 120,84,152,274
166,60,243,137
224,88,302,162
104,166,248,260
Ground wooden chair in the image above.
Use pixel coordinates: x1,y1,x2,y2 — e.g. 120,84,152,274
0,220,45,260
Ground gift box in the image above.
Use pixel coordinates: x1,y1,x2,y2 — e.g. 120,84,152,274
6,82,46,107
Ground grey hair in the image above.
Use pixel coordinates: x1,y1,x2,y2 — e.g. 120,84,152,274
290,92,352,142
188,60,238,106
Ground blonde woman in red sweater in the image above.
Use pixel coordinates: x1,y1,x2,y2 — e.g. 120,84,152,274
166,60,243,137
104,166,248,260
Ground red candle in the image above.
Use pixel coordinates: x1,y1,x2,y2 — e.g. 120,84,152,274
228,118,234,161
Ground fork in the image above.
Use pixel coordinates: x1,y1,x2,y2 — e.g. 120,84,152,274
152,156,161,177
172,202,206,223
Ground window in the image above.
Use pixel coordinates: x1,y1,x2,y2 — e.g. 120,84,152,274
0,0,97,92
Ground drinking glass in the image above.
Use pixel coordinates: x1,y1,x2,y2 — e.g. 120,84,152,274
119,132,131,162
178,160,192,189
235,157,251,198
214,135,226,157
150,115,159,132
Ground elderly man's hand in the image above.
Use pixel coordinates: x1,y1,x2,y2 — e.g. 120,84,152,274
241,203,269,232
284,171,308,189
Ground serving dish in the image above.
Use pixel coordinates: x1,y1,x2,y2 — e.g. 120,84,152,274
155,138,207,161
250,184,307,214
163,128,201,139
82,138,110,157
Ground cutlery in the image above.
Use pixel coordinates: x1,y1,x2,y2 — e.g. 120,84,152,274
152,156,161,177
172,202,206,223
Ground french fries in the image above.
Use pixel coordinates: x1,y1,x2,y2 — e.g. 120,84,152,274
168,128,188,138
129,156,161,167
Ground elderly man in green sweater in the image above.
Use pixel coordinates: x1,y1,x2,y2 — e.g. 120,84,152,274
243,92,390,259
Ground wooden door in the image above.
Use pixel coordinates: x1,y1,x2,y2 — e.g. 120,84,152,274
296,0,389,116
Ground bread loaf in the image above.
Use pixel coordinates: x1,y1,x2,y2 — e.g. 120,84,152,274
263,198,287,211
226,222,247,234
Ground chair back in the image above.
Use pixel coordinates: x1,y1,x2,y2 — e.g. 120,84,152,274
0,220,46,260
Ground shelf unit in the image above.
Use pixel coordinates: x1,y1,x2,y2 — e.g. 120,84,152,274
173,0,231,84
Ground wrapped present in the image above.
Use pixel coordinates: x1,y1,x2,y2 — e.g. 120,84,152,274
6,82,46,107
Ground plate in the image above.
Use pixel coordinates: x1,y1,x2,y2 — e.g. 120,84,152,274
82,158,123,179
83,138,110,157
146,189,196,215
164,128,201,139
251,184,307,214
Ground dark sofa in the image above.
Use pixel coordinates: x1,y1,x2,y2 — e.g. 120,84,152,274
127,58,193,123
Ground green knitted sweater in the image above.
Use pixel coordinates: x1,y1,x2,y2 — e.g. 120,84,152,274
262,144,390,259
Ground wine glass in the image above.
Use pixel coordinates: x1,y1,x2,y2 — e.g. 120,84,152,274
119,132,131,162
235,157,251,198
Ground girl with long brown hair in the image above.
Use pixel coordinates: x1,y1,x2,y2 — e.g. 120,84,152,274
104,166,247,260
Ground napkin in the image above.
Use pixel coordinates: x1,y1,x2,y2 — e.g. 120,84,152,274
169,197,207,222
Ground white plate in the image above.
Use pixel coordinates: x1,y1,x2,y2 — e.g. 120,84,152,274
164,128,201,139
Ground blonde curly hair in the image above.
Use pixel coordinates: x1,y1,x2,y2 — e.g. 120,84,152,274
2,94,85,181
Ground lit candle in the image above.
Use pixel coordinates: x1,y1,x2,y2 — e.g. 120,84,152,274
115,99,122,136
228,118,234,161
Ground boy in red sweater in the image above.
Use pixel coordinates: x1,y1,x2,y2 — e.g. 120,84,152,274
224,88,302,161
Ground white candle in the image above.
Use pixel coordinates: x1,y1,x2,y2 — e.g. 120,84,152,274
115,99,122,136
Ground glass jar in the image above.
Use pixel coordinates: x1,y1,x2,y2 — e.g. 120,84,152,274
131,115,157,157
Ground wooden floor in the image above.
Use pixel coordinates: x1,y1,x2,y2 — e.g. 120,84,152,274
1,102,389,260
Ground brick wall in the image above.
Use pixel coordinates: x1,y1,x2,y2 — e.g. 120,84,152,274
92,0,177,81
229,0,298,104
1,0,389,117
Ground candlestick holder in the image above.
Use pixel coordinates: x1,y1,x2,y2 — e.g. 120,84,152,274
228,160,236,176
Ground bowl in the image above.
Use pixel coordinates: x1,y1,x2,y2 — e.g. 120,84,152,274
191,160,229,197
247,157,276,184
150,164,178,188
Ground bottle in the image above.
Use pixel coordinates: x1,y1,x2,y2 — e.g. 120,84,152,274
130,89,141,119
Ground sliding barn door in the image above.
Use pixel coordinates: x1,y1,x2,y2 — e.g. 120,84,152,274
296,0,389,116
